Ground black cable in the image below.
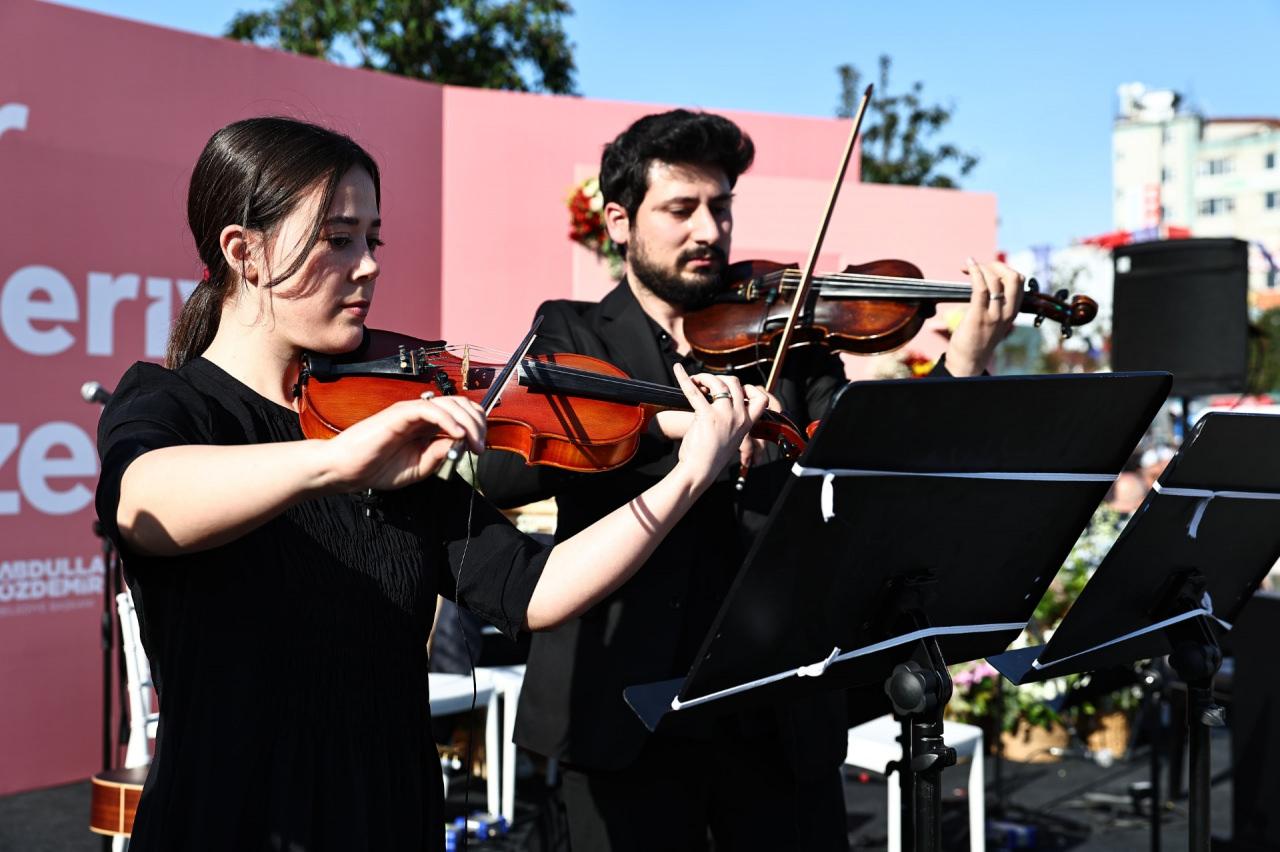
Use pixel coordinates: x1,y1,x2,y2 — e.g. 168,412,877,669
452,483,480,851
456,606,479,852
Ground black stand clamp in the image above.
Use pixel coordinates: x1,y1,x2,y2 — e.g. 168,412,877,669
886,637,956,852
1167,616,1225,852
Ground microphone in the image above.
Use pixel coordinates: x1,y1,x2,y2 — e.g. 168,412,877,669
80,381,112,406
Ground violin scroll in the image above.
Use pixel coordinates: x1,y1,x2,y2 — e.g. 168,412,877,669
1025,281,1098,339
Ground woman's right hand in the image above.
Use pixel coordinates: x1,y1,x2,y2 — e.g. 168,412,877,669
670,364,766,491
317,394,486,493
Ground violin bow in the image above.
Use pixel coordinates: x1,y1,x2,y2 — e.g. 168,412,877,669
762,84,873,395
435,314,544,480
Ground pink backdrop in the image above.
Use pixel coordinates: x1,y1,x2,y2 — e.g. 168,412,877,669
0,0,994,794
439,88,995,350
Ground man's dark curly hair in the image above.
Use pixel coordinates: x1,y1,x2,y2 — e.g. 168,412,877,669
599,110,755,224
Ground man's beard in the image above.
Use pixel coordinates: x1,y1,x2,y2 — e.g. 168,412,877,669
628,238,727,311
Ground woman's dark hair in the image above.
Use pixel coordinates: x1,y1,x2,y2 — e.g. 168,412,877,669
167,117,381,369
598,110,755,227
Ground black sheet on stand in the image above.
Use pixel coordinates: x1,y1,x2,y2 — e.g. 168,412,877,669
627,372,1172,731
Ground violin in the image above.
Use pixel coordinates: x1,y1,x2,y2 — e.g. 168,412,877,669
295,332,807,473
683,258,1100,371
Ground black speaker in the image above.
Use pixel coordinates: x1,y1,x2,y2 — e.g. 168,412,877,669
1111,238,1249,397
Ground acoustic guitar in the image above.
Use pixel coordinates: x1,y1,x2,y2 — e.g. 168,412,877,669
89,765,148,837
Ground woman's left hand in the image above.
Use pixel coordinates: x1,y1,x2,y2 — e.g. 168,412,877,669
670,364,767,490
650,380,779,470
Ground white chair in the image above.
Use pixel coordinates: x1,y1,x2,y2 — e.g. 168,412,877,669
480,664,528,825
846,714,986,852
428,671,500,817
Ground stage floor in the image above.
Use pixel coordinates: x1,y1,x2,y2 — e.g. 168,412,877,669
1,731,1233,851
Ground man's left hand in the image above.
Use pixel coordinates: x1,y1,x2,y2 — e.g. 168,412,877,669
944,258,1025,377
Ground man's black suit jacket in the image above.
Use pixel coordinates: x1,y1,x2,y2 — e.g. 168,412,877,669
476,281,849,773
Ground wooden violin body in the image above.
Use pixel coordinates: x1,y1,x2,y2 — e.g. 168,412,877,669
300,347,648,472
296,334,806,473
684,258,1099,371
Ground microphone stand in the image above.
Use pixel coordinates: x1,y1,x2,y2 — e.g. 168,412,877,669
83,383,125,767
95,521,123,772
93,519,121,852
84,380,119,852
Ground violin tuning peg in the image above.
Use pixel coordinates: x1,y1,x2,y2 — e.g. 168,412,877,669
1055,289,1069,303
1034,315,1046,328
1061,325,1073,339
1028,279,1040,293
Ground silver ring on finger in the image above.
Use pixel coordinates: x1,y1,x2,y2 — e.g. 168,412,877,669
709,392,733,402
989,292,1006,302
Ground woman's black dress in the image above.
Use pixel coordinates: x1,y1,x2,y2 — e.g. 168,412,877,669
95,357,548,852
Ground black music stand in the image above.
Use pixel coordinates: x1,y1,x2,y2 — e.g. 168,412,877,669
989,411,1280,852
625,371,1171,852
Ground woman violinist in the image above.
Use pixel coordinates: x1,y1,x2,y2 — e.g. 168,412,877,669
93,116,765,852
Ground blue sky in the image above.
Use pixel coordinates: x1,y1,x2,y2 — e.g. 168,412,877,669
49,0,1280,253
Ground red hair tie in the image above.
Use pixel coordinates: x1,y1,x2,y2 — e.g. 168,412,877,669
201,267,211,282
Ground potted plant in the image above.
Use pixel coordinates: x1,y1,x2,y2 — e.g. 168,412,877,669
948,505,1140,762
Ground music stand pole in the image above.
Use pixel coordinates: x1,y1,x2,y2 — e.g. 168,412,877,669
992,677,1006,816
1143,665,1164,852
886,636,956,852
1167,619,1225,852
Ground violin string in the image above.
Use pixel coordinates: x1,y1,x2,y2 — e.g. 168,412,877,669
785,271,1057,299
511,361,797,436
757,267,1016,299
791,276,1068,316
761,267,970,291
752,293,771,381
784,274,972,296
519,361,688,403
522,362,798,421
407,344,685,403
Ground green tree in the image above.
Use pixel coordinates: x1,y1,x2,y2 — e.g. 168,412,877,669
226,0,577,94
836,55,978,188
1249,307,1280,392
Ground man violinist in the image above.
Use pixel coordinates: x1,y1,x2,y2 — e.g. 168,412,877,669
476,109,1024,851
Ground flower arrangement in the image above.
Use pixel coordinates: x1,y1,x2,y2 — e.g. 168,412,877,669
567,176,623,277
868,351,936,380
901,352,936,378
948,505,1138,739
